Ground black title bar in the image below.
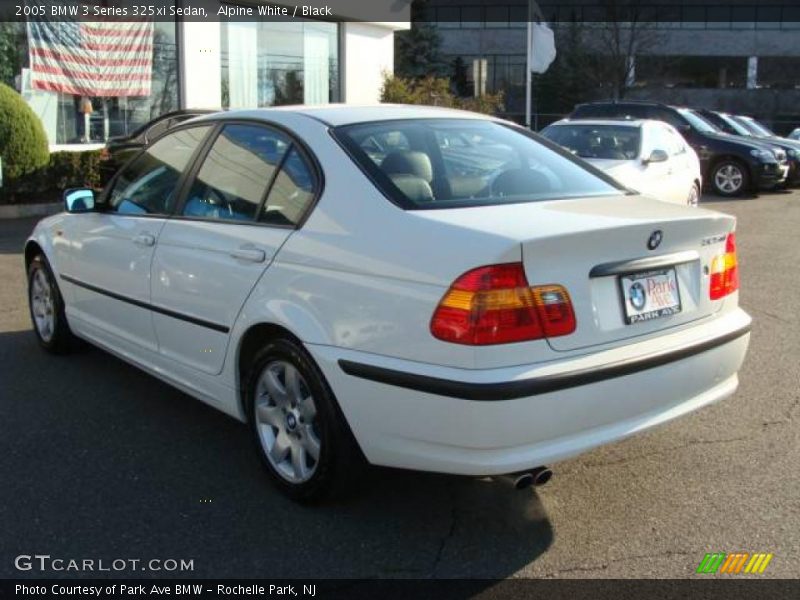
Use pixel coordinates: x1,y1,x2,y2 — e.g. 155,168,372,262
2,0,800,23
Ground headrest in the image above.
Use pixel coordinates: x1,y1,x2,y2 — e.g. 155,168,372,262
381,151,433,183
389,174,434,203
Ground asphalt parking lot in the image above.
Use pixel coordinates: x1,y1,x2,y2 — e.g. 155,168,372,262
1,191,798,580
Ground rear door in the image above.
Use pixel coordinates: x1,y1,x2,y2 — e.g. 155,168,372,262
150,122,319,374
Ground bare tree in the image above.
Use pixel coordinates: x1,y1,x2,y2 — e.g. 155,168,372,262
568,0,665,100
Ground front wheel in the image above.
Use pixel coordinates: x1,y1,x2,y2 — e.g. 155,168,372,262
27,254,77,354
246,338,362,502
711,161,749,197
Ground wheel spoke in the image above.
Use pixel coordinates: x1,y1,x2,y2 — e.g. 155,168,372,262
290,441,308,480
261,368,289,406
298,396,316,420
300,427,321,461
269,430,291,463
284,363,302,405
257,404,283,428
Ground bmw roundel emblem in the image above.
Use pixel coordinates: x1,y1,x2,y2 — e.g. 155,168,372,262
647,230,663,250
629,282,647,310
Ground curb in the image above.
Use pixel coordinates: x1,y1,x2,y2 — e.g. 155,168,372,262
0,203,62,220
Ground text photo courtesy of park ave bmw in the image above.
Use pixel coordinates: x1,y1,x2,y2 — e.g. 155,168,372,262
0,0,799,597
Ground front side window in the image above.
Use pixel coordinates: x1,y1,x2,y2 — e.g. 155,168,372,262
542,124,641,160
335,119,624,209
107,126,211,215
183,124,291,222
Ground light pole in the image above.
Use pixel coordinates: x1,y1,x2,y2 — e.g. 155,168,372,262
524,0,544,130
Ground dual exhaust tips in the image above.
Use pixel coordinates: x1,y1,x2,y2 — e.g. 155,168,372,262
499,466,553,490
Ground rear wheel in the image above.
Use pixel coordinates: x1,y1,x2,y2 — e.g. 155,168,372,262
687,182,700,207
246,338,362,502
27,254,76,354
711,160,749,197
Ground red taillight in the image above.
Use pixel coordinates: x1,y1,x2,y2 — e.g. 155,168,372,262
709,232,739,300
430,263,576,345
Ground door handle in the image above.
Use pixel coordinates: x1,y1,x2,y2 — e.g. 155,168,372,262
230,247,266,263
133,233,155,247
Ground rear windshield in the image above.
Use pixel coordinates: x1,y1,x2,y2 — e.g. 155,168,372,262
334,119,624,210
542,124,641,160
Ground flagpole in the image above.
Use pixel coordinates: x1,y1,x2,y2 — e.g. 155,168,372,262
525,0,532,129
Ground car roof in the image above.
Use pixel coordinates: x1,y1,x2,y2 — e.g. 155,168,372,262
549,118,647,128
198,104,497,127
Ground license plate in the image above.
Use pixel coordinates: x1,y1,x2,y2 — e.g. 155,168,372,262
619,268,681,324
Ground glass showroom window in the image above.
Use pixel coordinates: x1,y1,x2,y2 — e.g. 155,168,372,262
220,20,340,109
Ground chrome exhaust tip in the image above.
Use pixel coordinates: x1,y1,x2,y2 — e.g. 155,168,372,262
512,473,534,490
498,467,552,490
530,466,553,487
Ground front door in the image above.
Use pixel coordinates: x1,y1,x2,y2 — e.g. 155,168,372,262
150,123,318,374
62,125,212,351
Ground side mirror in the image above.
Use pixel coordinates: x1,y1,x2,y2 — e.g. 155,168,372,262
64,188,96,213
643,149,669,165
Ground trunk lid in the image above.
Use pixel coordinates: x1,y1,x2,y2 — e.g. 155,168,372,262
417,194,735,352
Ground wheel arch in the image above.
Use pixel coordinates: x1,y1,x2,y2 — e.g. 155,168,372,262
236,322,305,420
24,240,45,271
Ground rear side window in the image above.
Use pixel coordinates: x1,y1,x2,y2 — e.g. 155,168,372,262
182,124,291,222
260,148,317,226
107,126,211,215
334,119,623,209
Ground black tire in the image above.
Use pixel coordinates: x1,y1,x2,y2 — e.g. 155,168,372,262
27,254,77,354
245,338,363,502
710,160,750,197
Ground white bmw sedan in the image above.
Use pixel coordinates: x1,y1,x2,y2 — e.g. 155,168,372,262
541,119,703,207
25,106,750,501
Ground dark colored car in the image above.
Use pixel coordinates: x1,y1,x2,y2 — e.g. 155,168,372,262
569,101,787,197
100,109,217,184
697,109,800,186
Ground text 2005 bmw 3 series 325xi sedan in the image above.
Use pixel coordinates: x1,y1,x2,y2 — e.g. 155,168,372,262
25,105,751,501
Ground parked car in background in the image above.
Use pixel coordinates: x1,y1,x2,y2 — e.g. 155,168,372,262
697,109,800,186
99,109,217,183
541,119,702,206
570,101,788,197
24,106,750,501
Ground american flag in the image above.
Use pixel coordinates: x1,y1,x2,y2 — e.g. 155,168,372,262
27,17,154,97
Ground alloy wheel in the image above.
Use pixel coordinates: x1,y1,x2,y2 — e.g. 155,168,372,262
254,360,321,483
30,268,55,343
714,164,744,194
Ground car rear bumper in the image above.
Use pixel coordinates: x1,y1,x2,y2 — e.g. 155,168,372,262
308,308,751,476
